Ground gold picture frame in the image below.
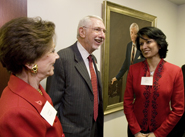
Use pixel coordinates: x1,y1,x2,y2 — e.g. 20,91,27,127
101,1,157,115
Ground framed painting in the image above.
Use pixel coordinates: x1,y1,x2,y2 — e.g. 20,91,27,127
101,1,157,115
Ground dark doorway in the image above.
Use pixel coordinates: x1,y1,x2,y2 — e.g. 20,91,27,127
0,0,27,96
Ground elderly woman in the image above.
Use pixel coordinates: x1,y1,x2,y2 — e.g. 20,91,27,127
124,26,184,137
0,17,65,137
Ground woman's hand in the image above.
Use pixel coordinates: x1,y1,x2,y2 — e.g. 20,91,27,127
147,132,156,137
134,132,148,137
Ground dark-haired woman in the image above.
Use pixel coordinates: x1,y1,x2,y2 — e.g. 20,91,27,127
124,27,184,137
0,17,65,137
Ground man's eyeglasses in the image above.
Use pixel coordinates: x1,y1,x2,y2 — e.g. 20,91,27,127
83,26,106,34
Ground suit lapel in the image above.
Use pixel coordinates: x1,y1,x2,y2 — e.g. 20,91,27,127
75,62,93,93
71,44,93,94
127,42,132,66
128,42,132,61
134,50,140,60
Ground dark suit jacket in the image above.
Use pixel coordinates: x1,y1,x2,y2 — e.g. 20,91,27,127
116,41,145,80
46,42,104,137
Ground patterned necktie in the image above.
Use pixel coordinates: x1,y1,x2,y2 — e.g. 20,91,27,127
88,55,98,121
131,44,135,64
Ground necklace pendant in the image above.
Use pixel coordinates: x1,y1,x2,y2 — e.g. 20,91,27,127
150,71,154,76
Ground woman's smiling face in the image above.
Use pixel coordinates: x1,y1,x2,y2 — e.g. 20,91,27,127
139,35,160,59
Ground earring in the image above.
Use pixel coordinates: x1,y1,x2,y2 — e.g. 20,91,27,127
31,64,38,74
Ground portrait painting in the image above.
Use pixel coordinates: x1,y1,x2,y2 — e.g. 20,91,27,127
101,1,157,115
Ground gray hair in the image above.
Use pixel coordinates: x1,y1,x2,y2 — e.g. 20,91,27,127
77,15,103,38
130,23,139,32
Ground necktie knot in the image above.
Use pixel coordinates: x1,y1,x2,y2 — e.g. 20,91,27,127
88,55,93,62
132,44,136,50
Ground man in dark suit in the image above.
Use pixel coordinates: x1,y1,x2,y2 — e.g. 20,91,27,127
46,15,105,137
111,23,145,84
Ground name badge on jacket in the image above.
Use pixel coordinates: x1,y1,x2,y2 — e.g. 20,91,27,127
141,77,153,86
40,101,57,126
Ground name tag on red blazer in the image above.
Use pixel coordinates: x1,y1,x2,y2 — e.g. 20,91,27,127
141,77,153,86
40,101,57,126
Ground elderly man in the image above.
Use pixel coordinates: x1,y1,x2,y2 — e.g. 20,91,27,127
111,23,145,84
46,15,105,137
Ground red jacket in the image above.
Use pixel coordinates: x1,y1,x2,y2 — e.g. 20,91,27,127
0,75,65,137
124,59,184,137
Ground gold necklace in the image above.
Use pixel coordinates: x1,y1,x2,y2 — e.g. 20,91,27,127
38,89,43,95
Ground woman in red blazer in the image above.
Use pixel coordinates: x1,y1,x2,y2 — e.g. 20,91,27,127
124,27,184,137
0,17,65,137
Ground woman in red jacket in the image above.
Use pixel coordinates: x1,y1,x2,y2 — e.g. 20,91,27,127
124,26,184,137
0,17,65,137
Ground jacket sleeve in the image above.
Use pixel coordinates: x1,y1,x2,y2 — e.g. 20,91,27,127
123,65,141,135
116,43,130,80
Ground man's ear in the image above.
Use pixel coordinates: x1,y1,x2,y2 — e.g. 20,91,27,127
79,27,86,38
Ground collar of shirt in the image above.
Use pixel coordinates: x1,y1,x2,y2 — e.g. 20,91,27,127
132,42,136,48
77,41,90,60
77,41,91,77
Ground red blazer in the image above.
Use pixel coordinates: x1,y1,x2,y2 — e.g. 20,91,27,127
124,59,184,137
0,75,65,137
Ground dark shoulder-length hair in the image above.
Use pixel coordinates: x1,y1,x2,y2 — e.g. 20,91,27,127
0,17,55,74
136,26,168,58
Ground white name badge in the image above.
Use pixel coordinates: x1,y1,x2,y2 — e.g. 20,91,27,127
141,77,153,86
40,101,57,126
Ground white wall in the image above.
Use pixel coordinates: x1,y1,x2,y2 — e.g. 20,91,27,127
28,0,185,136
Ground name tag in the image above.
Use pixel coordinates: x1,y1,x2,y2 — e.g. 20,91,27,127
141,77,153,86
40,101,57,126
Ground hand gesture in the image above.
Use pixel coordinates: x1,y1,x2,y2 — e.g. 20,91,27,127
111,77,117,84
147,132,156,137
135,132,148,137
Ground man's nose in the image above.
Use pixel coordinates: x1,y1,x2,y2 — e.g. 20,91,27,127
100,30,105,40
